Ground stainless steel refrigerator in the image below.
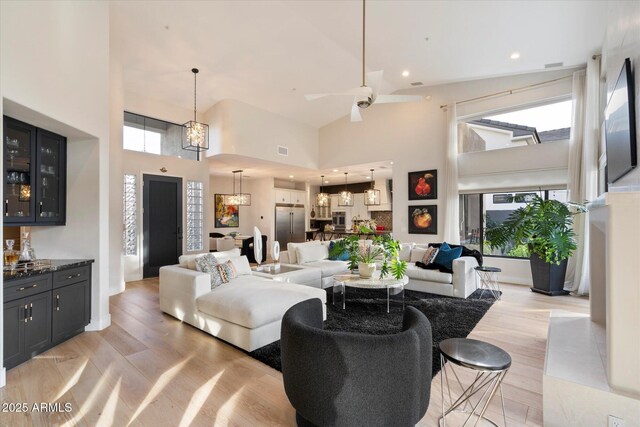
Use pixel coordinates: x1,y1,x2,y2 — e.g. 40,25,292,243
275,206,306,246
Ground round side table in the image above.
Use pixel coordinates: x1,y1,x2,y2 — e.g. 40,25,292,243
439,338,512,426
474,266,502,300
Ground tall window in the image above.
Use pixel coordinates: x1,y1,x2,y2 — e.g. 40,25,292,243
123,174,137,255
460,189,568,258
123,112,197,160
186,180,204,252
460,99,572,153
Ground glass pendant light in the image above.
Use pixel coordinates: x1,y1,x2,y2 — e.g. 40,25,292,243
364,169,380,206
316,175,329,207
182,68,209,155
223,170,251,206
338,172,353,206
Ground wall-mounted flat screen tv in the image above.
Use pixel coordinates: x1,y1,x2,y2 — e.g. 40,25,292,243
605,57,637,183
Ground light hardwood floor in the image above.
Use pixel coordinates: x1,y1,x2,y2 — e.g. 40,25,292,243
1,279,588,427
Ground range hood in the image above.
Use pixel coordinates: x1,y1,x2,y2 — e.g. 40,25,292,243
368,179,392,211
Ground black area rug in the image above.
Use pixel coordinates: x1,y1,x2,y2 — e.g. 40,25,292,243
249,288,498,378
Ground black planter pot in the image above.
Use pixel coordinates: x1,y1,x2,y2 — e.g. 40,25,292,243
529,253,569,296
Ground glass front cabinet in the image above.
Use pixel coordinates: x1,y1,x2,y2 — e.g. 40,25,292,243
3,116,66,226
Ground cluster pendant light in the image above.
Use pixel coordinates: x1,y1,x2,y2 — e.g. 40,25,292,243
224,170,251,206
338,172,354,206
316,175,329,207
182,68,209,155
364,169,380,206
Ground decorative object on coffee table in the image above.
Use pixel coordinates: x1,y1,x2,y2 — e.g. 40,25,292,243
253,226,263,270
408,205,437,234
439,338,511,426
408,169,437,200
333,272,408,313
486,194,586,296
474,266,502,300
340,234,407,280
271,241,280,267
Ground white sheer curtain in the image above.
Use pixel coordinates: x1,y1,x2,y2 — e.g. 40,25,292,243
443,104,460,244
565,57,601,295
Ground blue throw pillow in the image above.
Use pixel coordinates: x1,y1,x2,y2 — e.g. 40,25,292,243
433,242,463,270
329,241,350,261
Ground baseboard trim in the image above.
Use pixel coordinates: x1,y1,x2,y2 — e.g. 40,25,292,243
86,313,111,331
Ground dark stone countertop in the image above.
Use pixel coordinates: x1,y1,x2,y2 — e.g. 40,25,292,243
3,259,94,282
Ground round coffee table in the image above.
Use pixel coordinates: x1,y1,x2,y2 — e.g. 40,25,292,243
474,266,502,300
332,273,408,313
439,338,512,426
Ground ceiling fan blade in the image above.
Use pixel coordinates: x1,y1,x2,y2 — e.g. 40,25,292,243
367,70,384,102
305,87,367,101
351,102,363,122
374,94,424,104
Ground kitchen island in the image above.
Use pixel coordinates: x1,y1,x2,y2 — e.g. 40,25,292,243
305,229,392,241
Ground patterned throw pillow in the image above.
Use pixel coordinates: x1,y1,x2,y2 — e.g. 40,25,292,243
422,247,439,265
194,254,225,290
217,260,237,283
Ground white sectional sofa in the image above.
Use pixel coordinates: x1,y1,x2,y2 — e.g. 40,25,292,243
281,240,478,298
159,251,326,351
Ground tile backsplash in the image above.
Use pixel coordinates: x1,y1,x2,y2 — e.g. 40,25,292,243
370,211,392,230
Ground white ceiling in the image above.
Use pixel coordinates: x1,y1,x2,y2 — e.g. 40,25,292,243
208,154,393,184
112,1,608,129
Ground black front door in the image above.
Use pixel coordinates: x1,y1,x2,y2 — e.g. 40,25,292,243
143,174,182,278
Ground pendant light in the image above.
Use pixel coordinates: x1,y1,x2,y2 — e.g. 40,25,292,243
338,172,353,206
316,175,329,207
182,68,209,154
364,169,380,206
224,170,251,206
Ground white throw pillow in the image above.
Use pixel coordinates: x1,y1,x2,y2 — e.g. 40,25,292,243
228,255,252,276
287,241,321,264
296,244,329,264
178,248,241,270
398,243,414,262
410,248,429,264
213,248,241,259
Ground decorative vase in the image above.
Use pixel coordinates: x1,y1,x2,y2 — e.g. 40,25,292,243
358,262,376,279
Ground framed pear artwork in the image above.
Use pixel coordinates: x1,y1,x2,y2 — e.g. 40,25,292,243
408,170,437,200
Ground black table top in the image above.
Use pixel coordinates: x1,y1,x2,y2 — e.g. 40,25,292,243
439,338,511,371
475,266,502,273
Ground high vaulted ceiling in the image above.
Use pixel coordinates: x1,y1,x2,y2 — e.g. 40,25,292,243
112,1,607,129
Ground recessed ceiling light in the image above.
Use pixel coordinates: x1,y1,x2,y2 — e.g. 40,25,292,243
510,52,520,60
332,169,338,172
390,161,394,165
402,70,410,77
289,175,294,178
325,180,330,184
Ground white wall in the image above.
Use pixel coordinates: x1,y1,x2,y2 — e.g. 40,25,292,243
603,1,640,192
209,176,275,255
205,99,319,169
0,2,112,381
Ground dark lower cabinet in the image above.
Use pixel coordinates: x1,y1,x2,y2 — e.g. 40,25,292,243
3,264,91,370
52,280,90,345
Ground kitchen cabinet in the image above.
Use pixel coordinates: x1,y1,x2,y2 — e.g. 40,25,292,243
275,189,306,205
3,262,92,370
3,116,66,225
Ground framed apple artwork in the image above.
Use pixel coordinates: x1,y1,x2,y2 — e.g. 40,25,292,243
408,169,437,200
408,205,437,234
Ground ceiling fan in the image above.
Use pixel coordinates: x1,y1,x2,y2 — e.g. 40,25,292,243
305,0,423,122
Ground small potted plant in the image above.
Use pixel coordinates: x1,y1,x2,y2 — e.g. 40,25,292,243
486,194,586,295
332,234,407,280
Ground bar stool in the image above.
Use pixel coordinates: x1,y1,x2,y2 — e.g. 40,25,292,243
439,338,512,426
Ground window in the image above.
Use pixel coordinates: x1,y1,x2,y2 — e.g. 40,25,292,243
123,112,197,160
123,174,137,255
460,99,572,153
459,189,568,258
186,180,204,252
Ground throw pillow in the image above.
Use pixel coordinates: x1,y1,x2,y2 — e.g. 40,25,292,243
433,242,463,270
422,247,439,265
217,260,237,283
328,241,350,261
297,244,329,264
410,247,428,264
194,254,226,290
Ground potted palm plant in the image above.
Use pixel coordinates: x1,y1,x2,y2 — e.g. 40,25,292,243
329,233,407,280
485,195,585,295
